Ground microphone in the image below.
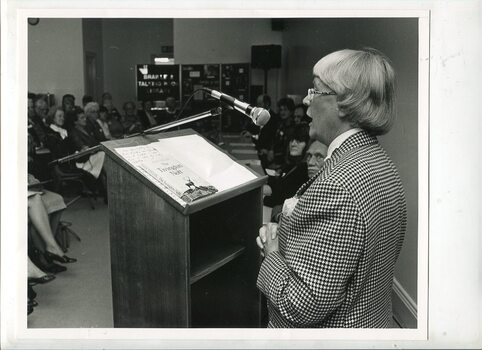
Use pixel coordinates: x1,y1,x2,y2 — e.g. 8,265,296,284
202,88,270,126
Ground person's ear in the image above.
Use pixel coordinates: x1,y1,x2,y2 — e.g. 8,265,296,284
336,104,346,118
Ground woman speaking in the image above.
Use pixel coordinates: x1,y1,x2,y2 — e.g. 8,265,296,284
256,48,407,328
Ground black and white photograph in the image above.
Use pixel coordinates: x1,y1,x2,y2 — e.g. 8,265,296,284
1,0,480,349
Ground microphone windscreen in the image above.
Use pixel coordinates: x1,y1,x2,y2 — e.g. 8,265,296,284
251,108,271,126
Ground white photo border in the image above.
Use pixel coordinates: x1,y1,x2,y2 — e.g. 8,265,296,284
7,0,478,348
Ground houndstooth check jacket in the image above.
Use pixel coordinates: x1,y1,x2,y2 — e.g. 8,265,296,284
257,130,407,328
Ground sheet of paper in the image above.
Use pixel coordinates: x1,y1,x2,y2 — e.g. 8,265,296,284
152,134,257,192
115,145,185,206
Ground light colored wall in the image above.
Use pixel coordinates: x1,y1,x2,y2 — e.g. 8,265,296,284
173,18,283,104
282,18,419,303
82,19,104,103
28,18,85,105
102,19,173,108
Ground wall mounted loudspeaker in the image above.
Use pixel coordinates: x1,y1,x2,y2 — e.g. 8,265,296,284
251,45,282,70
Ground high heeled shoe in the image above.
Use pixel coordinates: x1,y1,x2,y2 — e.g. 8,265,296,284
45,251,77,264
28,274,56,286
30,249,67,273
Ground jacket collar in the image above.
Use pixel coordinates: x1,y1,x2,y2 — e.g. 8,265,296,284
329,129,378,163
296,130,378,197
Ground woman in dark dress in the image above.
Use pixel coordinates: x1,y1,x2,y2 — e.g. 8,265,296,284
263,124,310,208
44,106,72,159
65,107,107,199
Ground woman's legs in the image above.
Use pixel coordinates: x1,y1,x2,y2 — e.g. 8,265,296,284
28,256,47,278
28,194,64,256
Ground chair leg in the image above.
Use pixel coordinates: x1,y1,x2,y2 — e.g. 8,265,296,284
66,226,81,242
56,221,82,252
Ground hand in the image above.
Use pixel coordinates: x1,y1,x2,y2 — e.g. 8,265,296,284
262,184,273,196
256,223,279,258
28,174,40,186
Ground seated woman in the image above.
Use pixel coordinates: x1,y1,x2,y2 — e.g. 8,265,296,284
28,173,66,236
44,106,72,158
28,192,76,265
28,256,55,285
97,106,113,140
66,107,107,200
293,103,311,125
66,107,106,179
84,102,108,143
263,124,310,208
98,106,124,139
121,101,143,135
138,100,159,129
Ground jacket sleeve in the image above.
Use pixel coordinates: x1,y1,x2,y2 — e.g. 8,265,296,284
257,179,365,326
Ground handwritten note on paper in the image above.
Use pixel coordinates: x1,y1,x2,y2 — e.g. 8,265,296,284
115,145,184,205
115,145,218,205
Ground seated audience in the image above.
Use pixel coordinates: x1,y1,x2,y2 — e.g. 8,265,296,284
100,105,124,139
139,100,159,129
82,95,94,108
84,102,108,142
293,103,310,125
306,140,328,179
121,101,143,134
28,191,76,265
62,94,76,113
263,125,310,208
102,92,122,122
66,107,106,175
44,106,71,159
28,256,55,285
28,173,66,241
34,98,50,126
157,97,179,124
270,97,296,168
97,106,113,140
269,139,328,223
28,96,50,147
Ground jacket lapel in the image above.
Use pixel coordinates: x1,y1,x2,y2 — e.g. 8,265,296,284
296,130,378,197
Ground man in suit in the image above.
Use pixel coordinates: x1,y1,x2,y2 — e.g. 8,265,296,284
256,48,407,328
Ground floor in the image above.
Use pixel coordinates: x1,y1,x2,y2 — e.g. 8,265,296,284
28,197,114,328
27,196,400,328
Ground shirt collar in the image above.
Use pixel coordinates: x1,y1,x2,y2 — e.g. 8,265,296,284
49,124,68,139
326,128,363,160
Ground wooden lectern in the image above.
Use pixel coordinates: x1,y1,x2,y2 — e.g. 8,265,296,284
101,129,267,328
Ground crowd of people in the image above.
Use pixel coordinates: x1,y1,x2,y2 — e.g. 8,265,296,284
27,91,182,316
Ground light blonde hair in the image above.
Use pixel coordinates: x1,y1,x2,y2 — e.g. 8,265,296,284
313,48,395,135
83,101,100,114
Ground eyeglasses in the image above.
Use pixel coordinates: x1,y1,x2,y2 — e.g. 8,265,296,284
307,88,337,99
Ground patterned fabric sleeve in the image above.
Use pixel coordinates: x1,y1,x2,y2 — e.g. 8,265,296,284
257,179,365,326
